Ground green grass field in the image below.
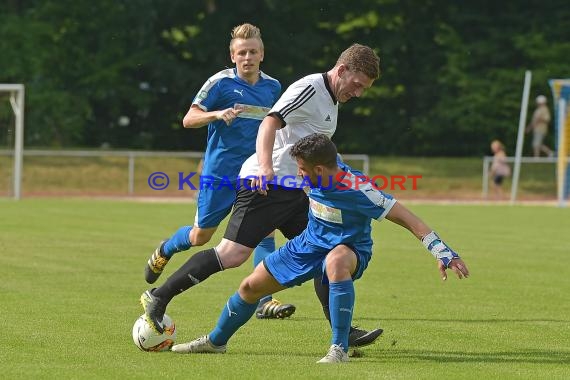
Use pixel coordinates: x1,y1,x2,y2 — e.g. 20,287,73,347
1,199,569,379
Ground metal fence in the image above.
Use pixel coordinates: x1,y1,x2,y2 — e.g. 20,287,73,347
0,149,369,198
481,155,560,199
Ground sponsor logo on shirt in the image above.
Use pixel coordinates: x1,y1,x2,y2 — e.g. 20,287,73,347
234,103,270,120
233,89,244,96
309,198,342,224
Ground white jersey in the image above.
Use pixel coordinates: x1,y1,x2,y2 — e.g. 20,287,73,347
239,73,339,187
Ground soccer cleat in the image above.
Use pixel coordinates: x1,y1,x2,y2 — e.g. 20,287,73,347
348,327,383,347
255,299,296,319
140,289,167,334
171,335,227,354
317,344,349,363
145,241,169,284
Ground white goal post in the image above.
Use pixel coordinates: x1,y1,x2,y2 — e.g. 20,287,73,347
0,84,25,200
340,154,370,175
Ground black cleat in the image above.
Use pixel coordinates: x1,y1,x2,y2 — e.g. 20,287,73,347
144,241,169,284
140,289,167,334
348,327,383,347
255,299,296,319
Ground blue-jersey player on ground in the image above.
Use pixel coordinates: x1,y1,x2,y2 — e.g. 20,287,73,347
170,133,470,363
143,23,296,318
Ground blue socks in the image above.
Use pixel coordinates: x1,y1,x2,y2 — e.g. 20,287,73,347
162,226,192,258
253,236,275,266
329,280,355,352
253,236,275,306
207,281,354,350
209,292,258,346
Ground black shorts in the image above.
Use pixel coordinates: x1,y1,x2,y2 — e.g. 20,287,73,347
493,175,505,185
223,181,309,248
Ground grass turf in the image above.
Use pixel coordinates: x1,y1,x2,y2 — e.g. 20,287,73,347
1,199,569,379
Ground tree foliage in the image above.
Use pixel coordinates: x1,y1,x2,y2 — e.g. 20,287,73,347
0,0,568,155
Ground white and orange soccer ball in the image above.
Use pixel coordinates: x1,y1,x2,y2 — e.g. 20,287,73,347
132,314,176,352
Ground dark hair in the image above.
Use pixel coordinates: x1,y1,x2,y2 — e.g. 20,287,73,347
289,133,338,168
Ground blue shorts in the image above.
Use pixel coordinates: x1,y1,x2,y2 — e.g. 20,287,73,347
263,234,370,288
194,184,236,228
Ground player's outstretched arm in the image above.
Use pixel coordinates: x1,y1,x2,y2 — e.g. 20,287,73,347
385,202,470,281
385,202,431,240
183,105,241,128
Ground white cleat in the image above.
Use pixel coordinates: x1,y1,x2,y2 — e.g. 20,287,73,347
317,344,349,363
171,335,226,354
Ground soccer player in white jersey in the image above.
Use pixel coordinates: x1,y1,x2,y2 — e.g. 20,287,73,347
143,24,295,316
170,133,470,363
141,44,383,345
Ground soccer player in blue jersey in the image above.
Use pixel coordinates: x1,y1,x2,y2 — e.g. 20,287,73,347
169,133,470,363
143,23,295,318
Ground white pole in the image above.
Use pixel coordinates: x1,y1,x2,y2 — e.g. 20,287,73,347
510,71,532,204
557,98,567,207
482,156,490,199
128,153,135,195
10,86,24,200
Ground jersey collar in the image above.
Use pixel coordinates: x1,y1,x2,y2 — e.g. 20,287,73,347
322,73,338,104
235,67,262,86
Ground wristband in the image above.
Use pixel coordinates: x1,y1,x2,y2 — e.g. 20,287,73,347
422,231,460,268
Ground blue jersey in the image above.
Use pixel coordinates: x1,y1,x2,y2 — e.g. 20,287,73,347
193,68,281,181
297,163,396,260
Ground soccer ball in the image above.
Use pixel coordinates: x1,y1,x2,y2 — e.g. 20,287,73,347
132,314,177,352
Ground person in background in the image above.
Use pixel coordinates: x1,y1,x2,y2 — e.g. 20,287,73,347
526,95,553,158
489,140,511,199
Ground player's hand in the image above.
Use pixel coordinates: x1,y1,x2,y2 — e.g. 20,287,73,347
438,258,469,281
252,166,274,195
216,108,242,126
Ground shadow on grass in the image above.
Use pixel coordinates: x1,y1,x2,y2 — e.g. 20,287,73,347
363,317,570,324
215,346,570,365
374,348,570,364
294,316,570,324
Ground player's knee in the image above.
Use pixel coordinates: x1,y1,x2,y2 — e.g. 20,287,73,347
216,240,253,268
238,276,262,302
325,245,356,281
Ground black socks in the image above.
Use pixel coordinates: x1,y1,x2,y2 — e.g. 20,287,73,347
153,248,223,304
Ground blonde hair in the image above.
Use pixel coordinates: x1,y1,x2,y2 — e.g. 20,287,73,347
336,43,380,79
229,23,264,52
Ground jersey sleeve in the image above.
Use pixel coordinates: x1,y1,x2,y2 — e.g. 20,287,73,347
192,77,224,112
272,81,282,104
270,79,316,127
355,182,397,221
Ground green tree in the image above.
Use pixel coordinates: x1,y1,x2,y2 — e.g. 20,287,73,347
1,0,568,156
